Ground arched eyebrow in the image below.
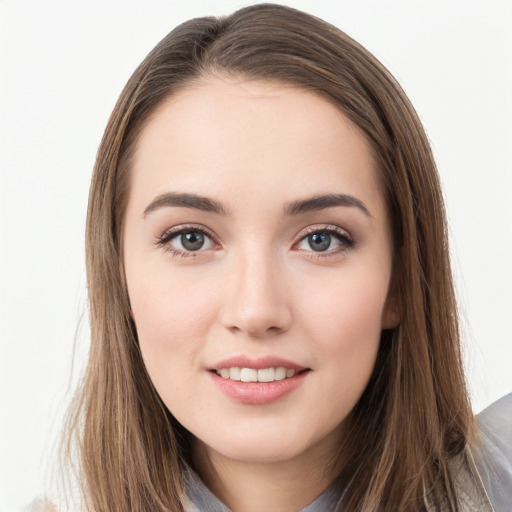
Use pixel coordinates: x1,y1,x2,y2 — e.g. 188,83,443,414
284,193,372,218
143,192,372,218
144,192,230,217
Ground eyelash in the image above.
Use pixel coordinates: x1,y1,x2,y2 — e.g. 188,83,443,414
155,224,355,259
296,225,355,259
155,224,219,259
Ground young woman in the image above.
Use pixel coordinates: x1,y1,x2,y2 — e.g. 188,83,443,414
61,4,511,511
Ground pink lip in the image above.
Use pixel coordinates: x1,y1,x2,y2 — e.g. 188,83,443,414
210,355,307,371
208,370,309,405
207,355,311,405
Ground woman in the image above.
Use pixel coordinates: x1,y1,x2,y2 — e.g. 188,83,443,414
61,4,511,511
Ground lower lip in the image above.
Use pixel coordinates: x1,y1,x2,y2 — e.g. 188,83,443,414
209,370,310,405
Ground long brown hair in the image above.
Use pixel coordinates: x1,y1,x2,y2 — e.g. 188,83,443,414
63,4,475,510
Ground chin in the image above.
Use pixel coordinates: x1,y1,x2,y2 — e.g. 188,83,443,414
220,441,302,464
194,421,334,466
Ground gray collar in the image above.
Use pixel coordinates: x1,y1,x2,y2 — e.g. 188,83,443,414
183,466,344,512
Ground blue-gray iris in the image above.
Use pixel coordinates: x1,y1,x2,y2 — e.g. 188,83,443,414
182,232,205,251
309,233,330,251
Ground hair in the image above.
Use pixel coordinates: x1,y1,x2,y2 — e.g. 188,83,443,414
62,3,476,511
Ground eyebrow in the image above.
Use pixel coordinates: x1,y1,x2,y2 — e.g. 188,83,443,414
144,192,230,217
284,193,372,218
143,192,372,218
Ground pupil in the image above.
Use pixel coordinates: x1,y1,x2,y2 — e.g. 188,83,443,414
181,232,205,251
309,232,331,252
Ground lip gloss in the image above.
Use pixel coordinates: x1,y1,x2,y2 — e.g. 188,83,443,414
209,369,309,405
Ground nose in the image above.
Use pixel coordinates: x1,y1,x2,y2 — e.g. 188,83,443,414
219,249,292,338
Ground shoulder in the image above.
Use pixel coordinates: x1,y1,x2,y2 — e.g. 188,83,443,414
472,393,512,512
477,393,512,441
476,392,512,472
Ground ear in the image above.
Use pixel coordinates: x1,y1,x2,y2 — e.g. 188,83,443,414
381,302,400,329
381,287,401,329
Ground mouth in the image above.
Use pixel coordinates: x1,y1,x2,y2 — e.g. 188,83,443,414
208,356,311,404
212,366,309,382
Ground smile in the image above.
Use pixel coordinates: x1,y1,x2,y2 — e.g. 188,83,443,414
215,367,298,382
208,356,310,403
209,362,311,404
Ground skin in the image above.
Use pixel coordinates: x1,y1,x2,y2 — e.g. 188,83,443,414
123,76,398,512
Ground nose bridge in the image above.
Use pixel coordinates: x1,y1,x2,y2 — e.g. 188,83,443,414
221,241,291,336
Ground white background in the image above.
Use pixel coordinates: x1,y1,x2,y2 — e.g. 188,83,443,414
1,0,511,510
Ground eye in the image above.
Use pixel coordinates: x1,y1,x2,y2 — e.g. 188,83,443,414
156,225,217,256
296,227,355,255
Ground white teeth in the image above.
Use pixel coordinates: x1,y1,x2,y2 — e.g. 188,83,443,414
258,368,275,382
274,367,287,380
240,368,258,382
216,366,300,382
229,367,241,381
219,368,230,379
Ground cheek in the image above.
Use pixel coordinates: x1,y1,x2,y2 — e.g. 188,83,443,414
128,267,218,383
300,267,388,342
297,267,389,390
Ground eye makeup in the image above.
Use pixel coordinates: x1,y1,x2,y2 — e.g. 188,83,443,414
293,225,355,258
154,224,219,258
154,222,356,260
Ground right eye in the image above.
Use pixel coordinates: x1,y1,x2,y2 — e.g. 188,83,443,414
156,226,217,257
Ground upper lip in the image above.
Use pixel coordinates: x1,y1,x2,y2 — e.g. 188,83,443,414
210,355,308,371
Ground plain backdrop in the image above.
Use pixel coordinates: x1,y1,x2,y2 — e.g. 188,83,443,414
1,0,511,510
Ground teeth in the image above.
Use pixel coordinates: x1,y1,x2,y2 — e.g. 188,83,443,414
216,366,298,382
240,368,258,382
258,368,275,382
275,367,287,381
229,367,241,381
219,368,230,379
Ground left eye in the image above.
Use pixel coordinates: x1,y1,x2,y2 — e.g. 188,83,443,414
297,229,353,253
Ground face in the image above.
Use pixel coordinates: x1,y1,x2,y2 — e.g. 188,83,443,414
123,77,397,469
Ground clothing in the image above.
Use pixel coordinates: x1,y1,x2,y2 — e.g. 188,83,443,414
426,393,512,511
184,393,512,511
471,393,512,511
183,469,345,512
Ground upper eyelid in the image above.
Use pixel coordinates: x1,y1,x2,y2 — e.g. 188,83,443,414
297,224,349,235
294,224,352,241
157,224,217,243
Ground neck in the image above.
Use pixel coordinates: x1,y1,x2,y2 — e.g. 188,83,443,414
192,431,344,512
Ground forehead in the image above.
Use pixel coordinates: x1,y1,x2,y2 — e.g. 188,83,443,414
129,76,383,217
